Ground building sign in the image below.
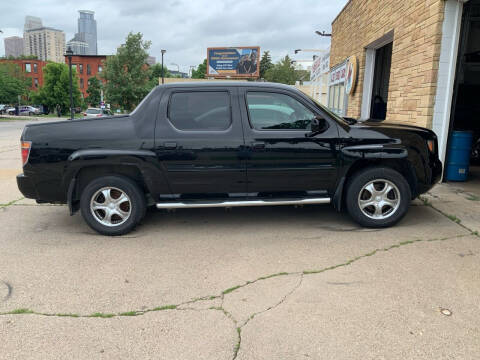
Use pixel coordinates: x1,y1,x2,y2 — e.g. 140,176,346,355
207,47,260,78
329,62,347,85
310,51,330,81
345,56,358,95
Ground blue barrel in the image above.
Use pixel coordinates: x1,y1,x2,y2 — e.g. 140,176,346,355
445,131,473,181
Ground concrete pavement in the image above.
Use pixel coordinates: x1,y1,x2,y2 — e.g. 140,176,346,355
0,119,479,359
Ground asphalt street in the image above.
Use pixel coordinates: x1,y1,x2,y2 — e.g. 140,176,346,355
0,118,479,359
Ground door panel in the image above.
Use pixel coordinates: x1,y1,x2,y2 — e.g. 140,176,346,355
240,89,339,195
154,88,247,197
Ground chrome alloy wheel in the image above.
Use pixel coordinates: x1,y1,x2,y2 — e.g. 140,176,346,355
357,179,401,220
90,187,131,227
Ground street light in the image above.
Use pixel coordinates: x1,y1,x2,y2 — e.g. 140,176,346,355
161,49,166,84
65,46,74,120
315,30,332,37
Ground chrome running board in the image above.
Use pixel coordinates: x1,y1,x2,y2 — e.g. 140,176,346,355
156,197,331,209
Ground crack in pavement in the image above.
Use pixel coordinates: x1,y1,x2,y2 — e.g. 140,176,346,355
0,231,473,359
0,197,25,209
0,199,475,359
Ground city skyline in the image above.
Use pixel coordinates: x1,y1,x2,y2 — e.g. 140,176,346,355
0,0,345,73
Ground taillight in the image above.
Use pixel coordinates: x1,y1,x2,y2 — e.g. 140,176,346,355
21,141,32,166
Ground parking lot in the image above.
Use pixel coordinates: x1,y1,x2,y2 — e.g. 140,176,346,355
1,119,479,359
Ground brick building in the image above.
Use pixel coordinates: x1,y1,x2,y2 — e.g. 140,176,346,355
0,58,48,90
329,0,480,170
64,54,106,99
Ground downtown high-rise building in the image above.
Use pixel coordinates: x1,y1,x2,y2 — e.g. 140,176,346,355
4,36,24,57
23,16,66,63
68,10,97,55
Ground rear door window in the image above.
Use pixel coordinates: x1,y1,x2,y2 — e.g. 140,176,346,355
168,91,231,131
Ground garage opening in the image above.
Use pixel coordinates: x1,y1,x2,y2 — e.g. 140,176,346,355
447,0,480,192
370,42,393,120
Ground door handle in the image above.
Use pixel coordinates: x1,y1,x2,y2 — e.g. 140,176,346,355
252,142,266,150
164,142,177,150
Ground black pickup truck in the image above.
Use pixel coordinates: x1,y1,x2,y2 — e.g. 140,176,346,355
17,82,442,235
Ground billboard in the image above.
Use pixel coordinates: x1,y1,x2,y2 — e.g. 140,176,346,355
207,47,260,78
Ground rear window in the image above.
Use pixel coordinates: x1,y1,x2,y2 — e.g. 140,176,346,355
168,91,231,131
86,109,101,114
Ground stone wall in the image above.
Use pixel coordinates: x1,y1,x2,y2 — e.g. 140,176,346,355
330,0,445,128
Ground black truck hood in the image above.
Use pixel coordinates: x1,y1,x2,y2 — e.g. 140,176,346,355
349,120,437,140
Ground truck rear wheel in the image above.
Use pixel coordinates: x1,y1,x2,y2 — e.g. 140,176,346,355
80,175,146,236
346,167,411,228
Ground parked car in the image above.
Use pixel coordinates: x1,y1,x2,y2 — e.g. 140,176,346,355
17,82,442,235
83,108,113,117
4,106,40,116
20,106,41,116
0,104,7,115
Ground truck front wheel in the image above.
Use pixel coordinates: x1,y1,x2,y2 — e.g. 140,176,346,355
346,167,411,228
80,175,146,236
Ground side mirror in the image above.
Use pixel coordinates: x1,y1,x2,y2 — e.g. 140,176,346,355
309,117,329,135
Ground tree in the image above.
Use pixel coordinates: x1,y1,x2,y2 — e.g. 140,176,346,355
191,59,207,79
0,63,31,104
86,76,102,106
101,32,152,111
259,51,273,79
31,62,82,114
264,55,297,85
148,63,171,86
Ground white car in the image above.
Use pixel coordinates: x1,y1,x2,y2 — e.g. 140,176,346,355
83,108,113,117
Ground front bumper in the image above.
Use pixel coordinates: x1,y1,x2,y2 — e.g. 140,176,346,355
16,173,37,199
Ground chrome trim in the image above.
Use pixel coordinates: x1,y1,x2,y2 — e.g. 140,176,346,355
156,197,331,209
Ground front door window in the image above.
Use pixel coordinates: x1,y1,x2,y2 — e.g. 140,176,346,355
246,92,316,130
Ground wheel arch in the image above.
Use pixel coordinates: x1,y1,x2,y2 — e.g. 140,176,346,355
333,158,418,211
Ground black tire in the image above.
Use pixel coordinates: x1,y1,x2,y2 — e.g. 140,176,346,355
29,112,33,116
345,167,411,228
80,175,146,236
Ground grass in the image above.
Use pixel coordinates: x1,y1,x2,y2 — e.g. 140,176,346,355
9,308,34,314
222,285,242,295
89,312,115,318
466,194,480,201
119,311,140,316
446,214,461,224
151,304,177,311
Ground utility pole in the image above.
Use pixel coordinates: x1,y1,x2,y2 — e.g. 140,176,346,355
65,47,74,120
161,49,166,84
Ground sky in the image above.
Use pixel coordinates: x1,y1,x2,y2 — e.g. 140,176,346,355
0,0,348,73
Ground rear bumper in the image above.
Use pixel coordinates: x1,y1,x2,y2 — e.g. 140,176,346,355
16,173,37,199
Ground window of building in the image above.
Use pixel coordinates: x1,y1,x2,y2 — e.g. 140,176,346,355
246,92,316,130
98,65,103,73
33,63,38,73
168,91,231,131
72,64,77,73
25,63,31,73
328,62,347,116
80,78,84,89
79,64,83,74
87,64,91,75
34,78,39,88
